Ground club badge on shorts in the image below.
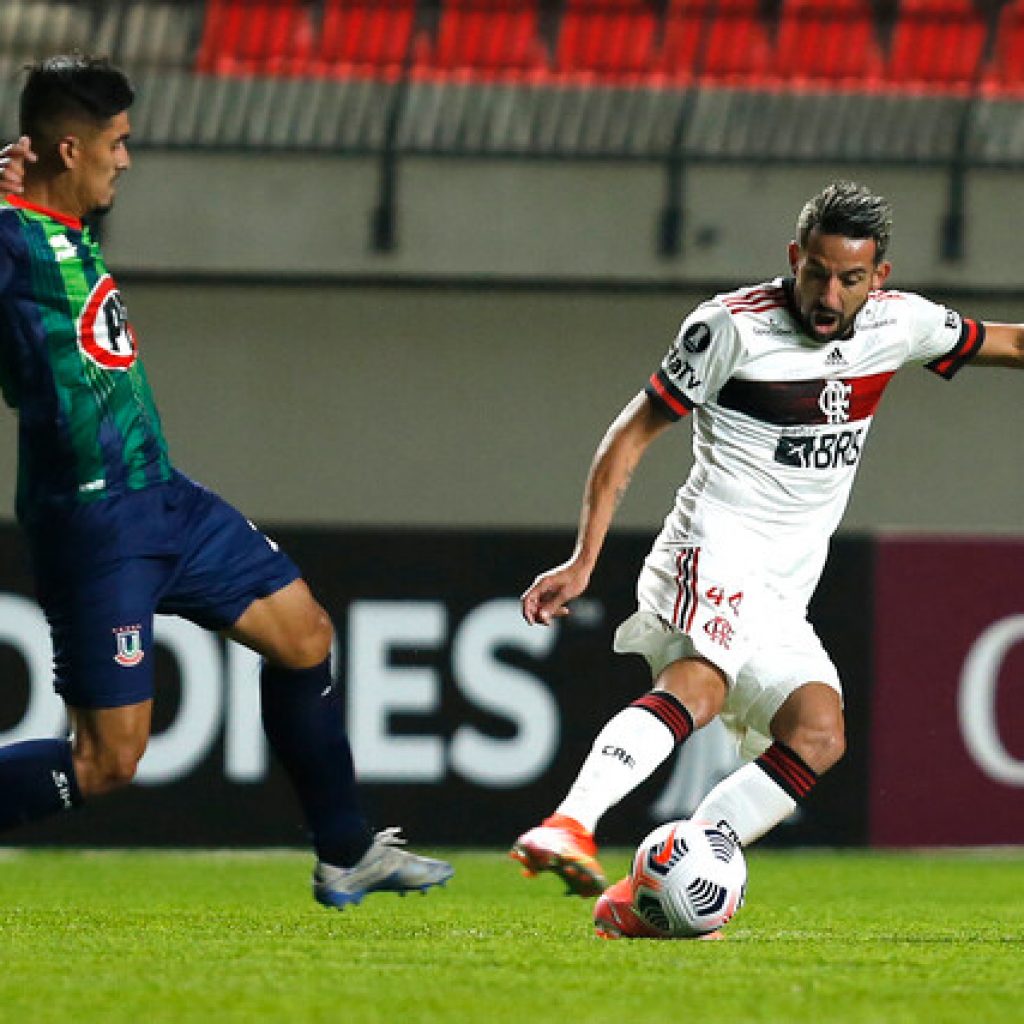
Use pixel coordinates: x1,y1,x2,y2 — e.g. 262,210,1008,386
113,624,144,667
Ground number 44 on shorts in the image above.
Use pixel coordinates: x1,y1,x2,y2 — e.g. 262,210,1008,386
705,586,743,615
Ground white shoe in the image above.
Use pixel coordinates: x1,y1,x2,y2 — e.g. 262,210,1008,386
313,827,454,909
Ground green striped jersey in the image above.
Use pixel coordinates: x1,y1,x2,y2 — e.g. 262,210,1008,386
0,195,171,522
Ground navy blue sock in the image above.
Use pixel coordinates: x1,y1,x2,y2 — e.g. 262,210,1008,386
0,738,83,832
260,658,372,867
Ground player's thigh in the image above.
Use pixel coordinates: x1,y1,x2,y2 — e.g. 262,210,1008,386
726,615,842,753
226,578,333,669
632,546,770,686
70,700,153,758
39,556,169,709
159,480,310,652
612,611,730,726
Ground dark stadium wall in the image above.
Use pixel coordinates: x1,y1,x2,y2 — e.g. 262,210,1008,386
2,526,1020,848
0,526,874,848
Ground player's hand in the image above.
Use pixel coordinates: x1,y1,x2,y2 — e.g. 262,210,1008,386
521,561,591,625
0,136,36,195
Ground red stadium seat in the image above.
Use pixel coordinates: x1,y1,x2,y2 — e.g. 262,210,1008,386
659,0,708,82
656,0,705,84
885,0,989,92
684,0,774,86
981,0,1024,95
311,0,417,79
423,1,547,81
195,0,314,76
553,0,659,82
774,0,884,88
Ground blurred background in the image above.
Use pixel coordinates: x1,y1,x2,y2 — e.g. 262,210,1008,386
0,0,1021,851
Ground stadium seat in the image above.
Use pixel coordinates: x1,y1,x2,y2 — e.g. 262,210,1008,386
669,0,774,87
885,0,990,92
655,0,706,84
312,0,418,79
981,0,1024,95
773,0,885,89
195,0,314,76
553,0,660,83
419,0,547,81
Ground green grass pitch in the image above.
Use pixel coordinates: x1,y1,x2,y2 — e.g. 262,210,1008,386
0,848,1020,1024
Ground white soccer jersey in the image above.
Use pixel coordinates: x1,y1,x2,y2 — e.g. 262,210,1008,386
641,277,984,610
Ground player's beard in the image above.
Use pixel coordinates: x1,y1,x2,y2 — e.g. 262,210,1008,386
806,309,847,342
803,299,865,343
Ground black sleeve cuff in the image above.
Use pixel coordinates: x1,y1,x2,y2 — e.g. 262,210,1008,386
645,370,694,421
926,318,985,380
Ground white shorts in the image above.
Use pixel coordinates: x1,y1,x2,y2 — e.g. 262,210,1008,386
615,545,842,759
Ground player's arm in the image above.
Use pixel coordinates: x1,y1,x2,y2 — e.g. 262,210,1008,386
972,322,1024,368
0,137,36,195
521,391,674,625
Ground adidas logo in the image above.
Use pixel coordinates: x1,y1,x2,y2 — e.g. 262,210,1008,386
825,347,846,366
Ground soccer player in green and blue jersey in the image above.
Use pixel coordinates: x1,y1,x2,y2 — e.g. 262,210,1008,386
0,56,452,907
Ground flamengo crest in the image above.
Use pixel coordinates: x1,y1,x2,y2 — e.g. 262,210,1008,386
77,274,138,371
113,625,144,667
818,379,852,424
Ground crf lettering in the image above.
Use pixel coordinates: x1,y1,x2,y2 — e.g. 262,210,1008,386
602,745,636,768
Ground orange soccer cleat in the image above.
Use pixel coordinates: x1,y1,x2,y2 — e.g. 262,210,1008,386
593,877,664,939
509,813,607,897
593,877,725,940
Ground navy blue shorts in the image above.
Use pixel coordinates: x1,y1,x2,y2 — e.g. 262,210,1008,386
28,472,300,709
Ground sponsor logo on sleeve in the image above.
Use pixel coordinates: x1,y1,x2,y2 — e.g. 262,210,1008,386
682,322,712,353
665,348,703,390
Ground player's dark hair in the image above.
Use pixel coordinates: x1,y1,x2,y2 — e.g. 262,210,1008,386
20,54,133,141
796,181,893,263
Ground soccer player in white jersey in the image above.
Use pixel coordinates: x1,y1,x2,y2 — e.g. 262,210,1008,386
510,181,1024,913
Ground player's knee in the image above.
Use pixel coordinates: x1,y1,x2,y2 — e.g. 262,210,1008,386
75,744,145,797
273,607,334,670
655,657,727,728
783,717,846,775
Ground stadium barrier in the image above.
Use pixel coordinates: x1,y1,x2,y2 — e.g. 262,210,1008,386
2,1,1023,259
1,525,1019,849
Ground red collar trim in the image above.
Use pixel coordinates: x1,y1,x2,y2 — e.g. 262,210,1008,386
6,194,83,231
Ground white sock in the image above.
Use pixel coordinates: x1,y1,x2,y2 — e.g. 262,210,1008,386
555,707,677,834
693,762,798,846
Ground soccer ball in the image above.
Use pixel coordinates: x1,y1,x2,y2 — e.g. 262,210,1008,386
629,818,747,938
